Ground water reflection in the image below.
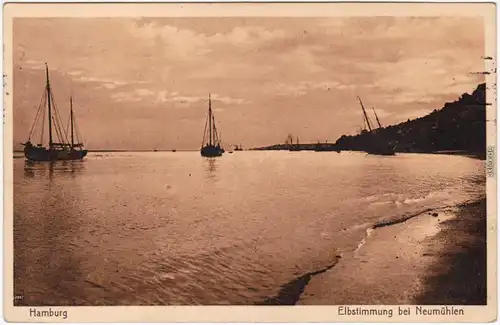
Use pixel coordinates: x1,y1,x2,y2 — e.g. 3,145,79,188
23,160,86,179
16,161,86,305
204,158,219,181
37,178,84,304
23,160,35,178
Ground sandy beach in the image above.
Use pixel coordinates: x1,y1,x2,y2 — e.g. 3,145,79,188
299,198,487,305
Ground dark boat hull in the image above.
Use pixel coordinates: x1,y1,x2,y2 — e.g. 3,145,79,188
24,147,88,161
367,151,395,156
314,150,342,153
366,146,395,156
201,145,224,157
365,137,396,156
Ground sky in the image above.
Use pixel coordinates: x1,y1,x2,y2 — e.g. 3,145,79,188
13,17,485,150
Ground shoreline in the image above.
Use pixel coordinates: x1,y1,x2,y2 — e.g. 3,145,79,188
298,198,487,305
414,198,487,305
250,147,485,160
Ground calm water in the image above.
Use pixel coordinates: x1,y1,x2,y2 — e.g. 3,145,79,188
13,151,485,305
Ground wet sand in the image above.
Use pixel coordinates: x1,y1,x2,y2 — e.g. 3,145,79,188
299,198,487,305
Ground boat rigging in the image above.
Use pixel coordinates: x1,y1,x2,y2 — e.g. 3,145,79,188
22,63,87,161
200,94,225,157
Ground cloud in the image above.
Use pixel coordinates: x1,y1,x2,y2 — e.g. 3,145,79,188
126,22,212,59
136,88,155,97
109,87,249,107
126,22,288,65
110,91,143,103
23,59,46,68
211,93,250,105
275,80,360,97
132,21,286,46
67,70,83,76
368,55,484,106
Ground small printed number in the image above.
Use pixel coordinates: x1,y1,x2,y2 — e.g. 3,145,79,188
486,146,495,177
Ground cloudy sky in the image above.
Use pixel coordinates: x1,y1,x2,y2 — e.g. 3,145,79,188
13,17,485,150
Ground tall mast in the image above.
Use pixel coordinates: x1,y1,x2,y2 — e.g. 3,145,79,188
372,106,382,128
70,96,74,148
357,96,373,132
212,115,217,144
208,94,212,146
45,63,53,148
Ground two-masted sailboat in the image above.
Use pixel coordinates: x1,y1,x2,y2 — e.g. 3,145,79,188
357,96,395,156
200,94,224,157
22,64,87,161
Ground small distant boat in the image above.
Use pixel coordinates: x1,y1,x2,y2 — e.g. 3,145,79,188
200,94,225,157
234,144,243,151
22,63,87,162
172,149,177,152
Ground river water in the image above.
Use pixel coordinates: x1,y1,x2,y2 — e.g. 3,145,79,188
13,151,485,305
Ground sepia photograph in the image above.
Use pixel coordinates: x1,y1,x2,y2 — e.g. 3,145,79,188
3,2,496,323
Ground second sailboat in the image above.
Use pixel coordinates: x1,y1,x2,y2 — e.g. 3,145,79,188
200,94,224,157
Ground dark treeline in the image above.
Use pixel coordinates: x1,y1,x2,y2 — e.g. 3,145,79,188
253,83,487,158
335,83,487,157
